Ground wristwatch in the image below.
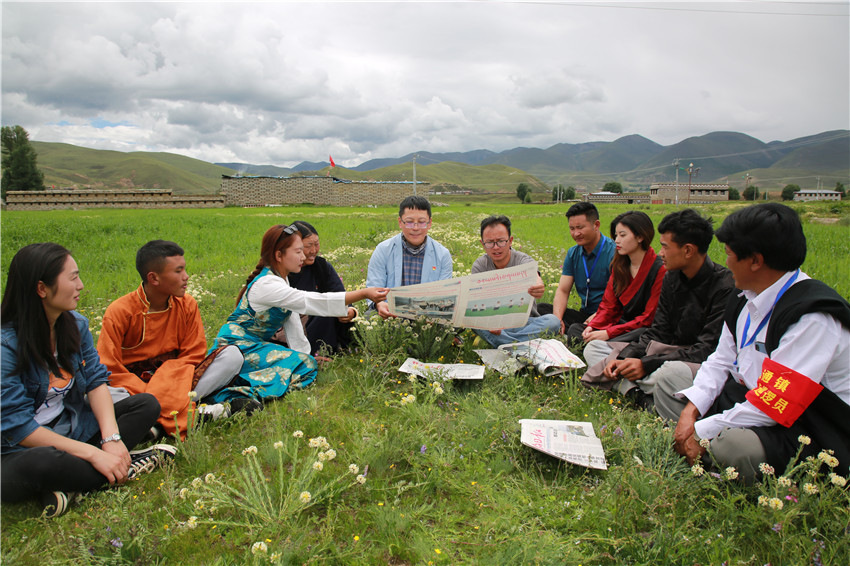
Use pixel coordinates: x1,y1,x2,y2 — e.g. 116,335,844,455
100,433,122,445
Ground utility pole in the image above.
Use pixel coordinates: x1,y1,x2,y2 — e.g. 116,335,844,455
412,154,418,196
744,173,752,200
687,162,700,205
673,158,680,205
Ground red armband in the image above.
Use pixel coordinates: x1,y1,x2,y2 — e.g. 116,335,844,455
745,357,823,427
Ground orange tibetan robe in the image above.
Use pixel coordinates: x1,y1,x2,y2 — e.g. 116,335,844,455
97,285,207,439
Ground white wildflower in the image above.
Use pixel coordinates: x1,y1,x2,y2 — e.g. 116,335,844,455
251,541,268,555
293,430,304,438
798,435,811,446
242,445,258,456
356,474,367,484
829,473,847,487
312,461,324,471
349,464,360,475
299,491,312,503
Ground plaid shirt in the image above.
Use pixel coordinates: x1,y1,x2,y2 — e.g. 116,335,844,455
401,237,426,287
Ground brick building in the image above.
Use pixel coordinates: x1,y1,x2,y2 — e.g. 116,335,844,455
220,175,425,207
793,189,841,202
650,183,729,204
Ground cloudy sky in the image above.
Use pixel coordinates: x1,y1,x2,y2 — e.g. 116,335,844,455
2,1,848,167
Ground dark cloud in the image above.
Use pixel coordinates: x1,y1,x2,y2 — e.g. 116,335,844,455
2,1,847,167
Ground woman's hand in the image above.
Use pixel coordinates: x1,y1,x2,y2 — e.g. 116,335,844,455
365,287,389,303
338,307,357,323
89,445,130,485
582,328,609,342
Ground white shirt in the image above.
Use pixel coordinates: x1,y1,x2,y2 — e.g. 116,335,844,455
678,270,850,440
247,272,347,354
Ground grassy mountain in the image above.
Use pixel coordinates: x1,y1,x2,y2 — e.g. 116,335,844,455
216,162,292,176
300,161,548,193
28,130,848,196
33,142,235,194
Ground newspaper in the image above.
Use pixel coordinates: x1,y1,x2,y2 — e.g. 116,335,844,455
519,419,608,470
475,339,586,376
398,358,485,380
387,262,538,331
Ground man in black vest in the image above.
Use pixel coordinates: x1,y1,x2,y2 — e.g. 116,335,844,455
581,209,735,409
654,203,850,482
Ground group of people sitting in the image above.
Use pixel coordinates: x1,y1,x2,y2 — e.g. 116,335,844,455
2,196,847,518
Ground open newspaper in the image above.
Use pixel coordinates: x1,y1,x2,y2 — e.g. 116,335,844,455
475,338,586,376
398,358,485,380
387,262,538,331
519,419,608,470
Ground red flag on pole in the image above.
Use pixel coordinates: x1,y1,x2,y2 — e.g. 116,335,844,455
329,155,336,168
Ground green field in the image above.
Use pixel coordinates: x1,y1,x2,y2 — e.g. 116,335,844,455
1,202,848,565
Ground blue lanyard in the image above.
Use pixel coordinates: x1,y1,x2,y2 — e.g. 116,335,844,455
739,270,800,351
582,247,602,306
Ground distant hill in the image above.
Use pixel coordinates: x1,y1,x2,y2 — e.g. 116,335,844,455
216,162,292,176
33,142,235,195
29,130,848,195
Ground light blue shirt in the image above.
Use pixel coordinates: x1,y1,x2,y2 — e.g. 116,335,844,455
366,234,453,306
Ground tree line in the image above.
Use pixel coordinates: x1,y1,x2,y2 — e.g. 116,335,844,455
1,125,45,199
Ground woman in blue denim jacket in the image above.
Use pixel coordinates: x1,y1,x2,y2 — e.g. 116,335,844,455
1,243,169,517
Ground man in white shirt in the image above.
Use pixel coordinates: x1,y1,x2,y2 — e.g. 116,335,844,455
654,203,850,482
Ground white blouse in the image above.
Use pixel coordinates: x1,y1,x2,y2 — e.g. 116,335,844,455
246,271,347,354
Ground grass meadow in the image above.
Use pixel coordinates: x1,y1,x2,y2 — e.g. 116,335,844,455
1,201,848,565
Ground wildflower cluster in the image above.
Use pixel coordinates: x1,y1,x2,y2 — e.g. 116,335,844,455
354,314,457,361
175,434,367,528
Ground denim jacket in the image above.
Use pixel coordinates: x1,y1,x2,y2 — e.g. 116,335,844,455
1,311,110,454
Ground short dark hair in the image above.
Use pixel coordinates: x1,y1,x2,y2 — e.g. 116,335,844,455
399,196,432,218
565,202,599,223
292,220,318,238
479,215,512,238
715,203,806,271
657,208,714,254
136,240,184,282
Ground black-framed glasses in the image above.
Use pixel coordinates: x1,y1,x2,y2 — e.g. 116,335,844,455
482,239,509,249
401,220,430,229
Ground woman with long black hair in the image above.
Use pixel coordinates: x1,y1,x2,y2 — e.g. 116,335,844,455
1,243,174,517
575,211,666,342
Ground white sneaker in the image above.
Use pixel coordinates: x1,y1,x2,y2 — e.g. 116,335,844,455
128,444,178,479
197,403,231,421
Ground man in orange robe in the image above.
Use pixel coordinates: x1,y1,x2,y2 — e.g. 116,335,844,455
97,241,244,439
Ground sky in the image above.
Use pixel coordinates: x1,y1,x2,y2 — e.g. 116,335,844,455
2,1,848,168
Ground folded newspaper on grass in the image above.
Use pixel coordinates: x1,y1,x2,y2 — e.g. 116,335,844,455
519,419,607,470
475,338,586,376
398,357,485,380
387,262,538,331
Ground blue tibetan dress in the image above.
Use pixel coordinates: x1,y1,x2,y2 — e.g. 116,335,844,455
208,267,318,402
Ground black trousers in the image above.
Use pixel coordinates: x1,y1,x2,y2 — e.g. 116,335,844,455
0,393,160,502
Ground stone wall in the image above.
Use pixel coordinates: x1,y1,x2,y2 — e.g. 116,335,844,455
4,189,224,210
221,175,425,207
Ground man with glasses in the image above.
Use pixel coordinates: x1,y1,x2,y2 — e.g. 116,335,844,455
97,240,248,441
470,215,560,346
366,196,453,318
551,202,616,336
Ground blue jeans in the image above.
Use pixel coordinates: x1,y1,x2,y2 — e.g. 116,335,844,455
474,314,561,347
